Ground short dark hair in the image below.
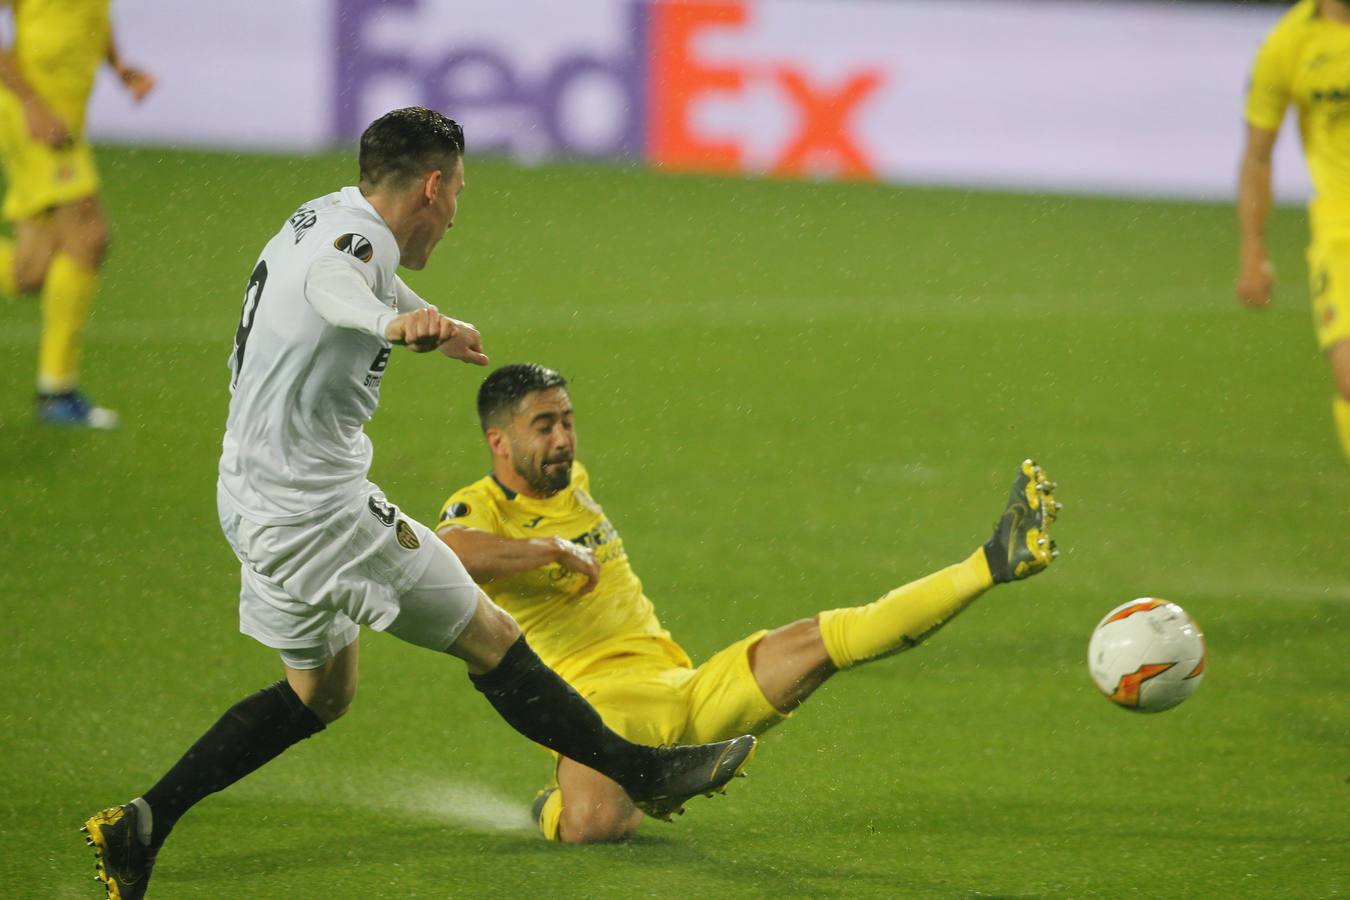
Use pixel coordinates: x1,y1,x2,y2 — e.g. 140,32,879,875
358,107,465,189
477,363,568,431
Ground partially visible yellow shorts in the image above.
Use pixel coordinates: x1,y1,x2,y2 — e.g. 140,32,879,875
1307,202,1350,351
560,630,787,755
0,91,100,222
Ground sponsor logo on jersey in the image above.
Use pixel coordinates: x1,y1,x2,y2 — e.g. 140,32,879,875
368,495,397,526
396,519,420,550
335,232,374,263
1310,85,1350,105
441,502,470,521
525,515,544,528
570,518,627,565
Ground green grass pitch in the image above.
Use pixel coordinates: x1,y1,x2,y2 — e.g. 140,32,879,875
1,147,1346,898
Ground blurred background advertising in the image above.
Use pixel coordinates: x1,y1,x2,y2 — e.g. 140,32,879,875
86,0,1310,203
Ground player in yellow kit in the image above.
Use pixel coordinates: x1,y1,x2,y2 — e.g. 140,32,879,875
0,0,154,427
436,364,1060,844
1238,0,1350,465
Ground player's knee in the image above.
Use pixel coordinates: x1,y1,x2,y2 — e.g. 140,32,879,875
558,801,640,844
449,592,523,672
758,617,830,666
306,681,356,724
74,221,110,268
13,262,46,294
57,206,110,268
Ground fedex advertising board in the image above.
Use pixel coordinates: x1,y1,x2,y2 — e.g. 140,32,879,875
86,0,1311,202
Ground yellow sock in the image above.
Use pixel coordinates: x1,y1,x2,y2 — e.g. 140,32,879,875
537,788,563,842
0,237,16,296
37,253,97,394
1335,396,1350,467
818,549,994,670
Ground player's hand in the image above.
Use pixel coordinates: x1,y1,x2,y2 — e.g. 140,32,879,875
385,307,461,352
116,65,156,103
550,537,600,595
436,316,489,366
22,100,69,148
1236,256,1275,308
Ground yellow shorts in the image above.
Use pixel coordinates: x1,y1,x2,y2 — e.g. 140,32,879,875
0,92,100,222
1307,202,1350,351
559,630,787,755
1308,235,1350,350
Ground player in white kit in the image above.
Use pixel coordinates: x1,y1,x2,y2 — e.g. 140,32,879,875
80,108,755,900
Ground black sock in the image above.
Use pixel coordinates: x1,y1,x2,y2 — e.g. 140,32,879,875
469,636,653,789
142,680,325,847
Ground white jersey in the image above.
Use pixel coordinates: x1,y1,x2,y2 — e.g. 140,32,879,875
218,186,427,524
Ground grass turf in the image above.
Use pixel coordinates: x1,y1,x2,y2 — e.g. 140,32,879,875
0,147,1346,898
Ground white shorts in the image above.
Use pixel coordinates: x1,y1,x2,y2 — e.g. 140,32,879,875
217,482,479,668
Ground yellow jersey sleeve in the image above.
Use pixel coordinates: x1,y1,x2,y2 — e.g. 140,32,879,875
1246,19,1296,132
435,478,504,535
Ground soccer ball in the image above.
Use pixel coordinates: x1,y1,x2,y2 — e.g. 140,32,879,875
1087,599,1206,713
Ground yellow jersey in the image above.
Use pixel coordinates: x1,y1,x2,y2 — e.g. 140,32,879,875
436,462,691,681
1246,0,1350,221
3,0,110,132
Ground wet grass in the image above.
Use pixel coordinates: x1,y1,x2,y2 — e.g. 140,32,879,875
0,147,1346,898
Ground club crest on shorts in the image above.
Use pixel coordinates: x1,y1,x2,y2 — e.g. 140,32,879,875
368,495,396,526
396,519,420,550
334,233,374,263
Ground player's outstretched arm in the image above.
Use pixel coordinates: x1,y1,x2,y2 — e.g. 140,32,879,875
1236,123,1278,308
439,527,600,594
384,307,489,365
106,31,156,102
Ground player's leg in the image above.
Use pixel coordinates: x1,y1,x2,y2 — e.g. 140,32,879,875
1,214,59,297
535,664,691,842
437,582,754,819
817,460,1057,670
142,639,354,842
84,495,365,896
745,617,836,712
548,757,645,844
37,193,115,425
8,215,59,293
83,638,351,899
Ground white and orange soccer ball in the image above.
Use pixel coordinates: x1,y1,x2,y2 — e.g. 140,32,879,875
1087,599,1206,713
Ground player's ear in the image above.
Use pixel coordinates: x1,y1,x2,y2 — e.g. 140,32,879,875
422,169,443,204
485,426,509,458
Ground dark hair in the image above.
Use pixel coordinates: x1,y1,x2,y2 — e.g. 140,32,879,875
358,107,465,189
477,364,568,431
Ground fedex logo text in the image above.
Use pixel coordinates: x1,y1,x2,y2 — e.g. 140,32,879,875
334,0,886,180
648,2,883,178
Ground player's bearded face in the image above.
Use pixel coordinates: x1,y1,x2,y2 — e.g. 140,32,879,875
513,443,572,495
507,388,575,496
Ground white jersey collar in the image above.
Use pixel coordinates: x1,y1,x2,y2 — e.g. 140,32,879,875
341,185,383,221
339,186,401,267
